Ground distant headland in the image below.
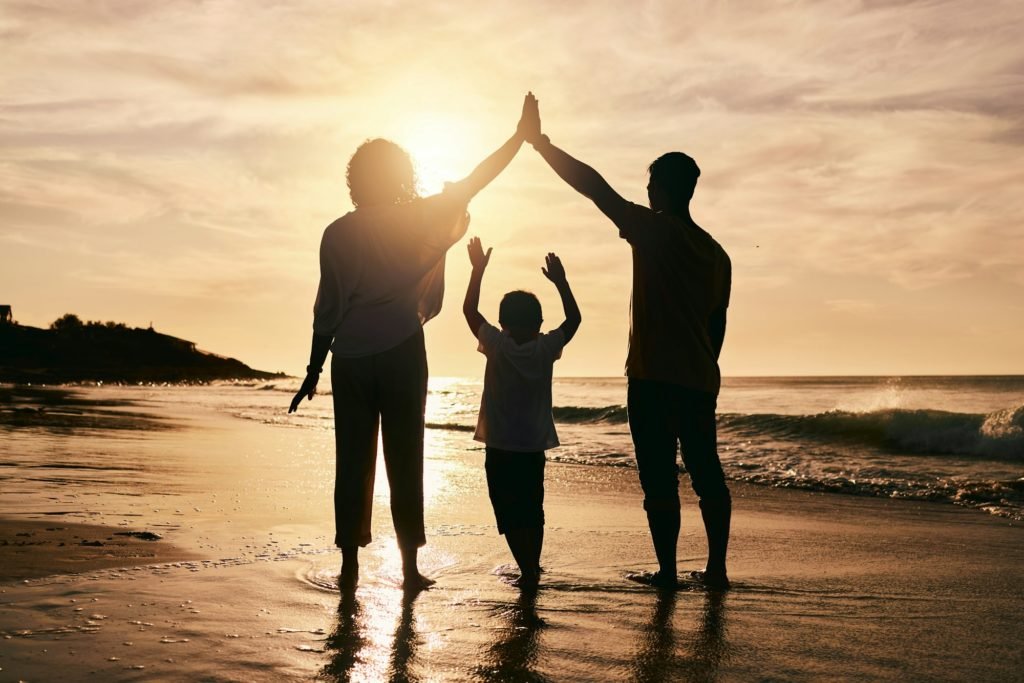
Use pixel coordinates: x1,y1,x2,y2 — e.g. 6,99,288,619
0,311,286,384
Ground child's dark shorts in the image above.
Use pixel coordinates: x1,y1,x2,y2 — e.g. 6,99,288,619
484,447,546,534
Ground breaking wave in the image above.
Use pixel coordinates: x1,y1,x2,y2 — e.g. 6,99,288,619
719,405,1024,460
551,405,629,424
548,403,1024,459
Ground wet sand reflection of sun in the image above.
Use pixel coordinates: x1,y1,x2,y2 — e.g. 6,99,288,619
368,429,466,513
368,376,477,512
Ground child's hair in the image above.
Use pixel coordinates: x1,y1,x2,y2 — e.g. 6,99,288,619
499,290,543,330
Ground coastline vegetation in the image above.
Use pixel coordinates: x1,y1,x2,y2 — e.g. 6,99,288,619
0,314,284,383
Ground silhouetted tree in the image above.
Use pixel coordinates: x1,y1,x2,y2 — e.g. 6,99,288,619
50,313,84,331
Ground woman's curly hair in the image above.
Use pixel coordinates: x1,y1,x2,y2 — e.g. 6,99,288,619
346,138,419,208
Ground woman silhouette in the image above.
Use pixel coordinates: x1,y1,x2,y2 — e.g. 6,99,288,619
291,96,533,590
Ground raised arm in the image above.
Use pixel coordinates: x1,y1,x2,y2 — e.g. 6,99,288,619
521,93,631,223
462,237,491,336
447,95,536,202
541,253,582,343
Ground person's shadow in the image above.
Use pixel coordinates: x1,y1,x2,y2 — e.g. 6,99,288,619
630,589,728,682
474,588,549,682
321,588,423,683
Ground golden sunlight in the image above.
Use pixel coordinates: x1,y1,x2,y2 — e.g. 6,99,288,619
398,113,479,196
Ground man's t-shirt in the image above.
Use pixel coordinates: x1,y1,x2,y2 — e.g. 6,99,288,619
312,189,470,357
612,202,731,394
473,323,566,452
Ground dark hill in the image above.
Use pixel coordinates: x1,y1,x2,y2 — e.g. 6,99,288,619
0,315,285,383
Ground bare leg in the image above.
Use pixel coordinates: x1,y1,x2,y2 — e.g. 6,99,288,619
505,526,544,587
696,497,731,588
400,544,435,591
340,546,359,591
627,380,680,589
678,387,731,590
646,508,680,585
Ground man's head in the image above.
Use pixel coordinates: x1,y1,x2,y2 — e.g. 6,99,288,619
347,138,418,208
499,290,543,339
647,152,700,215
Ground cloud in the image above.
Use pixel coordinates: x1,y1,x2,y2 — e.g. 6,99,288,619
1,0,1022,373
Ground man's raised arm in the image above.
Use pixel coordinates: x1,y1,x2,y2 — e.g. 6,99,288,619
520,93,631,224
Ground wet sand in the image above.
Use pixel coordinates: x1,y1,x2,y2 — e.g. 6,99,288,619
0,519,198,582
1,387,1022,681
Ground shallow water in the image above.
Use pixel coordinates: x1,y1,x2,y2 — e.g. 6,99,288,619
214,375,1024,519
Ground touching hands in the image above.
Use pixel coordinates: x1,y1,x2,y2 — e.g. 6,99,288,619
467,236,492,272
288,373,318,413
542,252,567,285
517,92,542,145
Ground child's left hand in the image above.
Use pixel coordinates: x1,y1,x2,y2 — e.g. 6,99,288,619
468,236,492,272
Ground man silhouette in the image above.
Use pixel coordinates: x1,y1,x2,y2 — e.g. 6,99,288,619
520,93,732,589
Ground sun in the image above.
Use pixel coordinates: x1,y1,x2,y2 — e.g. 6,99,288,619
398,113,477,196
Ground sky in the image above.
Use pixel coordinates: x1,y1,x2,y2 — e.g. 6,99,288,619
2,0,1022,377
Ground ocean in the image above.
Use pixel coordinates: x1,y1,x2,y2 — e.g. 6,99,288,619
217,375,1024,521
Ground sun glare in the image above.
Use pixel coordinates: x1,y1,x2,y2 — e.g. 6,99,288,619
399,114,476,196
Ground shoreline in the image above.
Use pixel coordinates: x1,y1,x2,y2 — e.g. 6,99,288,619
5,382,1022,522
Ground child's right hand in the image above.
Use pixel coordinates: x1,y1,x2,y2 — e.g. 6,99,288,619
467,236,492,272
542,252,567,285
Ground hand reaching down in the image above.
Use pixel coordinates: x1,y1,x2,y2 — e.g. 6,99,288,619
288,373,318,413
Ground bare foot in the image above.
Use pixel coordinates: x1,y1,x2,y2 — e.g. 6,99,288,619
685,569,730,590
402,573,436,592
626,570,678,589
510,570,540,590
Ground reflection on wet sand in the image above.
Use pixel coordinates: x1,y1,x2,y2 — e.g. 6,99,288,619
474,589,548,682
692,591,728,677
321,588,422,683
631,590,728,682
388,591,421,683
321,585,727,682
0,386,174,433
321,585,550,682
321,591,365,682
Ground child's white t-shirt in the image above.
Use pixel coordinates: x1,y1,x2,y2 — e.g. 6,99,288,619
473,322,566,452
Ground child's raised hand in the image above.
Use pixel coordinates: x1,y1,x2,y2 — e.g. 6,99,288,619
542,252,567,284
467,236,492,272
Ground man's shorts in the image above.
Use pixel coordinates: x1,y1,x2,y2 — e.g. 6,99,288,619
627,378,730,510
484,447,546,534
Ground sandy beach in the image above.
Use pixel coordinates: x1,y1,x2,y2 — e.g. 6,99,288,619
1,386,1022,682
